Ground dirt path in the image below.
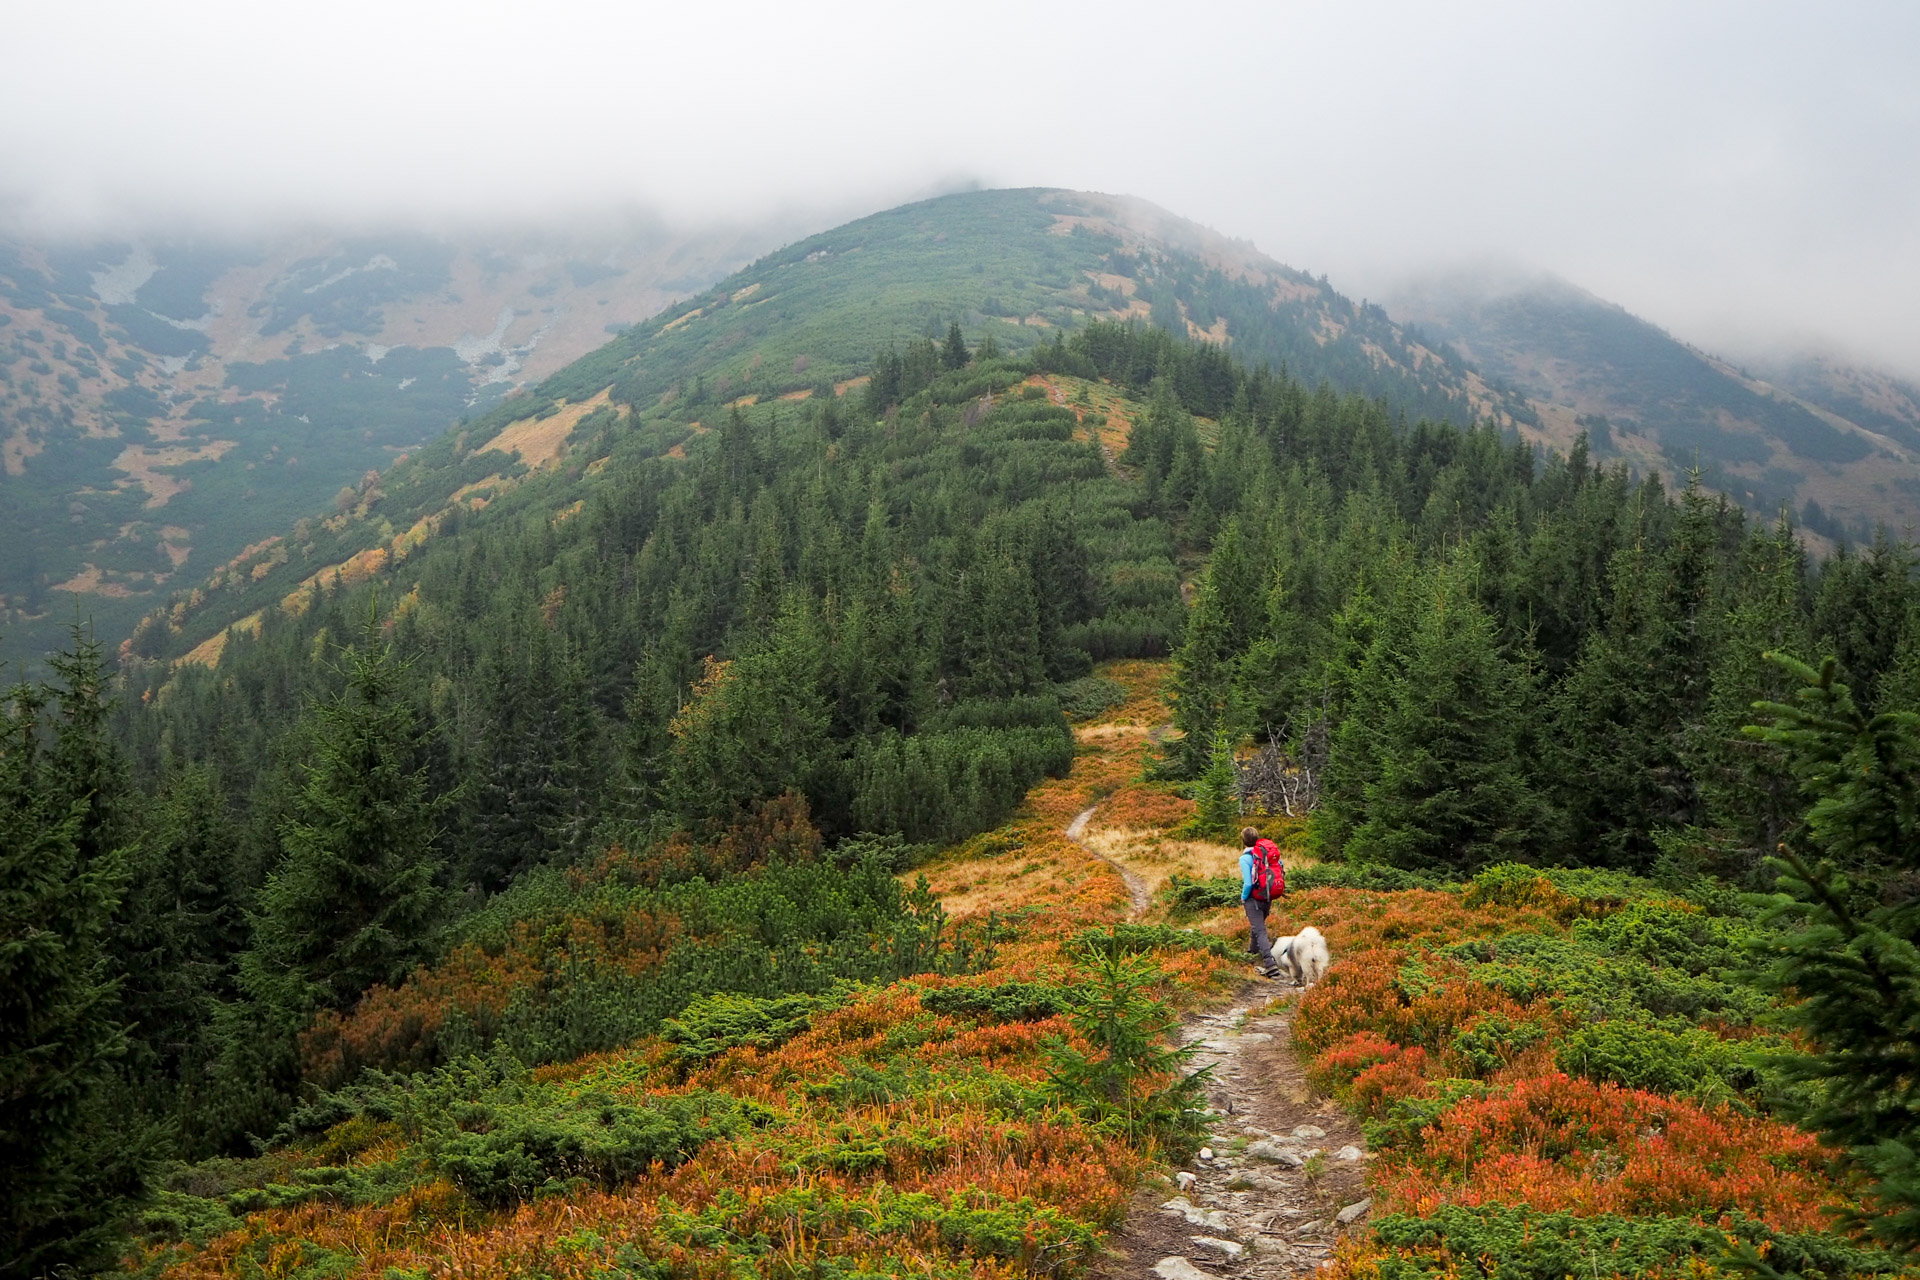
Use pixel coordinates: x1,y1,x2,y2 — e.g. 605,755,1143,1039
1068,803,1153,915
1063,808,1372,1277
1096,990,1373,1278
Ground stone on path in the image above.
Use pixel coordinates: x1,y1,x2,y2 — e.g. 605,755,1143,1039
1293,1124,1327,1139
1174,1170,1197,1191
1160,1197,1232,1231
1230,1171,1288,1193
1335,1144,1363,1161
1191,1236,1246,1259
1336,1197,1373,1225
1247,1140,1305,1166
1152,1259,1214,1280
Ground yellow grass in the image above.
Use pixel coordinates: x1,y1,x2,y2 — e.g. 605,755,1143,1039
115,440,238,508
50,565,133,598
1077,828,1240,903
479,388,611,469
178,611,262,670
660,307,703,333
449,475,509,507
1187,315,1230,345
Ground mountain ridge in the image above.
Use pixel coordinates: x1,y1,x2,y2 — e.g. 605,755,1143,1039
125,186,1543,667
1383,267,1920,542
13,187,1920,674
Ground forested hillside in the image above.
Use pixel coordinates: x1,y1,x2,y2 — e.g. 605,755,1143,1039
0,217,789,673
1388,270,1920,542
9,190,1920,1278
95,188,1530,677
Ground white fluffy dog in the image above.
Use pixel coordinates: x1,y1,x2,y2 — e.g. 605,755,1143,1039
1272,926,1329,987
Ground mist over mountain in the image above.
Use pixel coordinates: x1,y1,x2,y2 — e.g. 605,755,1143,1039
12,187,1920,677
1383,267,1920,543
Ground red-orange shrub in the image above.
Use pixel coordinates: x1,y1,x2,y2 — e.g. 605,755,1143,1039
1377,1070,1841,1232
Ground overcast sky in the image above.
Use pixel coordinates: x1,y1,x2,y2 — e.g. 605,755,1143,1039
5,0,1916,376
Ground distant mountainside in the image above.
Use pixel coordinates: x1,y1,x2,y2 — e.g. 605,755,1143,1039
124,187,1549,667
1384,271,1920,543
0,216,796,670
18,187,1917,671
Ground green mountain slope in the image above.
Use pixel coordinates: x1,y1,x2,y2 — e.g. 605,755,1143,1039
0,217,792,672
1386,271,1920,542
132,187,1529,666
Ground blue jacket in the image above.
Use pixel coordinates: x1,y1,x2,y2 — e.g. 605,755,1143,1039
1240,849,1257,901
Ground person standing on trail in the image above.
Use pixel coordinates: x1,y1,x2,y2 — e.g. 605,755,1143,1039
1240,826,1286,978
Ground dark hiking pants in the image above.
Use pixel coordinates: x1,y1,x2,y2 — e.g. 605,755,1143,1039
1244,895,1276,968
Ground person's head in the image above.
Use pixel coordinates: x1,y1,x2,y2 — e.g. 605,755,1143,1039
1242,825,1260,848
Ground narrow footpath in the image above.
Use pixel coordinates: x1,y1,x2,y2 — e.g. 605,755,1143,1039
1068,803,1153,915
1070,811,1374,1277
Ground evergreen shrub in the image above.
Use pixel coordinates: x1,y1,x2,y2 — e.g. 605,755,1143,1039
661,989,845,1070
918,981,1070,1023
1368,1205,1901,1280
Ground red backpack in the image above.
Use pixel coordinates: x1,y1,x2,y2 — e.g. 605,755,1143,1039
1250,837,1286,900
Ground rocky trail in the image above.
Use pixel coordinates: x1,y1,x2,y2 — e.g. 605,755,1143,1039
1098,993,1373,1279
1068,807,1372,1278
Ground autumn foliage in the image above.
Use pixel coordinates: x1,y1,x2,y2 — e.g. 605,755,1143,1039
134,667,1887,1280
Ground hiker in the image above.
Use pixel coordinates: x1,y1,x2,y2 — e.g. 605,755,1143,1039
1240,825,1287,978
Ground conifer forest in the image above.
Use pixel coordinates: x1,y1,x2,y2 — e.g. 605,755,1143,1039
8,190,1920,1280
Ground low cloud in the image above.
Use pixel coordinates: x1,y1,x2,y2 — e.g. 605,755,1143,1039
6,0,1916,376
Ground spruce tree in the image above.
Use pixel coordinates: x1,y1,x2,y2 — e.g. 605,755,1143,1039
44,621,132,874
664,598,832,826
115,761,248,1119
241,614,445,1017
941,321,969,370
1743,654,1920,1253
0,678,142,1277
1187,732,1241,838
1810,533,1917,714
466,622,594,891
1684,517,1810,878
1167,519,1261,776
1341,563,1549,873
1549,483,1721,870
